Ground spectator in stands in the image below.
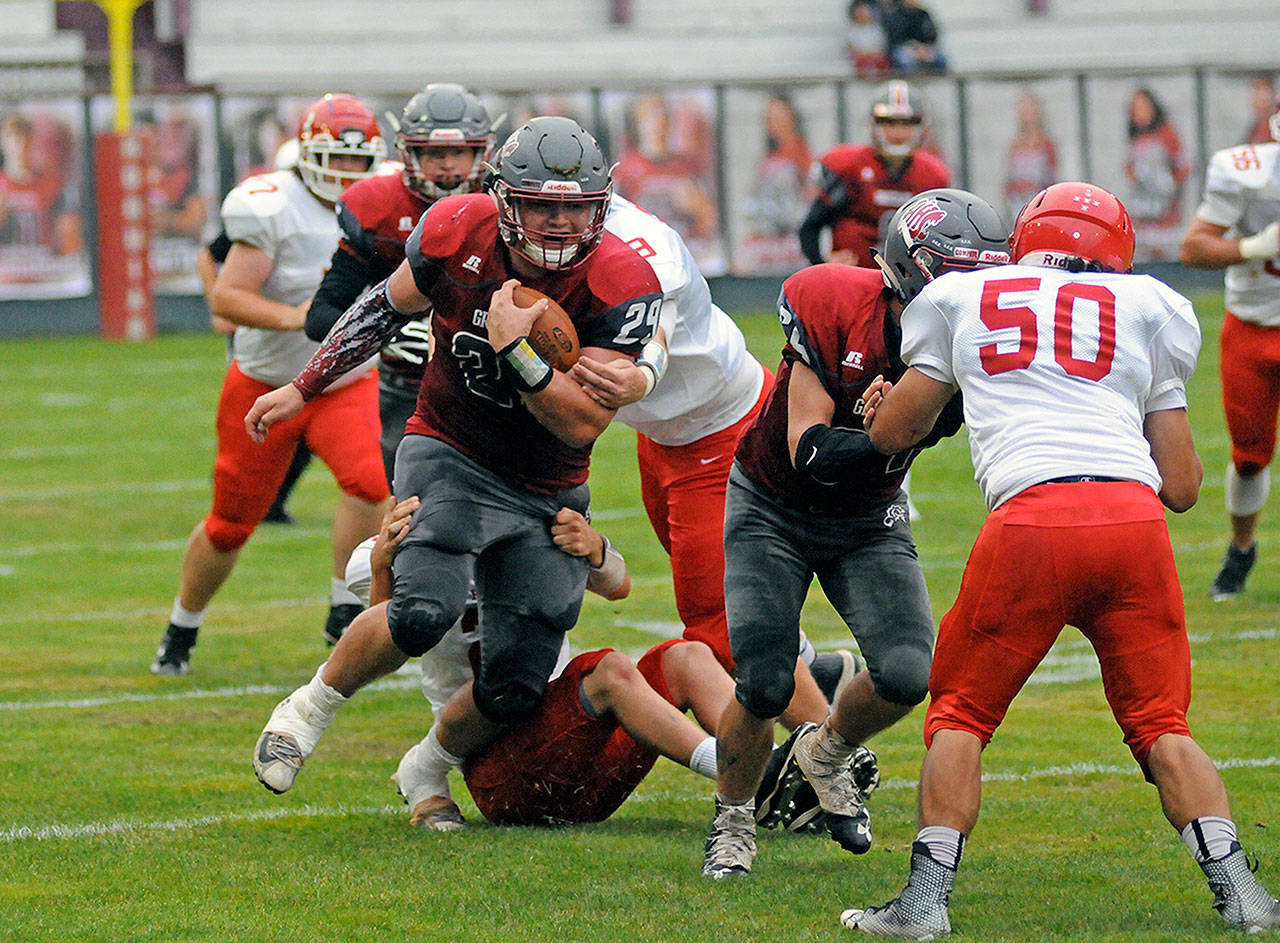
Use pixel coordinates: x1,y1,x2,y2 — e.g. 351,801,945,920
1124,87,1189,261
1244,75,1278,145
740,91,813,270
1003,90,1058,223
0,111,81,256
883,0,947,75
845,0,890,78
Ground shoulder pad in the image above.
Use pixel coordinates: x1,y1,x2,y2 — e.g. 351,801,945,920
604,200,689,297
221,171,292,244
1207,142,1280,189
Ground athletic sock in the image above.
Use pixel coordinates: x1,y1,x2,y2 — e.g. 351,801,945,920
331,576,361,607
797,632,817,667
298,663,348,722
916,825,965,869
689,736,717,778
418,726,463,799
169,599,204,629
1182,816,1240,863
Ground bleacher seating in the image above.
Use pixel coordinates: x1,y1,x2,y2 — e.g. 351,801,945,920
183,0,1279,93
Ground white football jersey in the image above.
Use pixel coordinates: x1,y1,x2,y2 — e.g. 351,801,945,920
900,264,1201,511
606,195,764,446
1193,141,1280,326
221,170,371,388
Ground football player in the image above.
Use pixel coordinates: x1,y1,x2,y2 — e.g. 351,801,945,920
151,93,389,676
843,182,1280,937
702,189,1011,879
1180,91,1280,601
244,116,663,795
798,80,950,269
340,498,730,830
306,83,495,487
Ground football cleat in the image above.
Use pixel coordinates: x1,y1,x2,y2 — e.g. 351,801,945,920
795,722,874,854
150,624,198,676
756,721,822,831
702,796,757,879
252,692,331,793
1210,543,1256,601
810,650,864,705
322,603,364,646
840,844,954,939
393,742,464,832
1200,846,1280,931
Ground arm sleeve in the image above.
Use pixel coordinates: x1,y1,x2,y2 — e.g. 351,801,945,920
1145,285,1201,413
306,246,374,341
797,166,850,266
293,280,412,400
898,291,956,386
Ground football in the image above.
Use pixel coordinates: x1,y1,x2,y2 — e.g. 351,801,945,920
514,285,580,371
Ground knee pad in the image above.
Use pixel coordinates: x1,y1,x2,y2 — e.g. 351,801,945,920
386,596,458,658
734,658,796,720
203,514,254,552
472,675,544,726
870,644,931,707
1225,463,1270,516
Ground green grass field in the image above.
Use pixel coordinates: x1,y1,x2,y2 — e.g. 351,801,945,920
2,293,1278,942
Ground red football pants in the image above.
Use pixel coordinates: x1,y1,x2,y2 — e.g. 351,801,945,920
924,481,1191,770
635,376,772,671
1220,310,1280,472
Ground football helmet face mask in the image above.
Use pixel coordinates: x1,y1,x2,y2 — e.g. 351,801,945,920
391,83,494,202
876,188,1011,305
489,116,612,271
297,93,386,202
1011,181,1135,274
871,80,925,160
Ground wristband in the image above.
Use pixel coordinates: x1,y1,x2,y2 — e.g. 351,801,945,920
498,337,553,393
1239,221,1280,261
586,535,628,598
636,339,669,397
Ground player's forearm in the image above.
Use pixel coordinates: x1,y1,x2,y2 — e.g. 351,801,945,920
522,373,615,448
208,284,304,331
294,280,408,400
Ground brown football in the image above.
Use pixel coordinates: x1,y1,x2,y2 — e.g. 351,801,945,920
514,285,580,371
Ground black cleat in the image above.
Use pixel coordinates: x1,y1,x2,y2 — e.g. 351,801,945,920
261,506,295,525
1210,543,1256,601
322,603,363,646
151,624,198,676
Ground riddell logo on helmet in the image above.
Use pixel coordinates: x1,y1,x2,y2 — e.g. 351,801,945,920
426,129,467,143
539,180,584,195
900,199,947,239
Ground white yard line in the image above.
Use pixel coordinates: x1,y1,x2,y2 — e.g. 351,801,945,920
7,755,1279,842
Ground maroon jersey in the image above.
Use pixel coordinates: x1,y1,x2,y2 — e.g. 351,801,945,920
735,264,917,515
404,193,663,494
819,145,950,267
336,172,426,282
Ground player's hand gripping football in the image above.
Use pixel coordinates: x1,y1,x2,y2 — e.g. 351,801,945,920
244,383,305,443
485,278,549,351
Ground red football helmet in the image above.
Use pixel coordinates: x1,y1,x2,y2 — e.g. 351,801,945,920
297,93,386,202
1010,181,1135,273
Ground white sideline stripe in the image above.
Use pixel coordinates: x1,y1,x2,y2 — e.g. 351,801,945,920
0,803,403,843
0,479,211,503
0,528,332,560
9,756,1280,843
0,676,422,712
878,755,1280,793
0,597,327,627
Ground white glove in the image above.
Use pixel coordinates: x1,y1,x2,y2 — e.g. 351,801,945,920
1239,221,1280,260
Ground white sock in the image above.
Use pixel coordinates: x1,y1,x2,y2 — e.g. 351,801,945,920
916,825,965,869
689,736,717,778
418,727,463,797
169,599,204,629
1182,816,1239,863
797,631,817,667
331,576,361,607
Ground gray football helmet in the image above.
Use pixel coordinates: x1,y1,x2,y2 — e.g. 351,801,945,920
488,116,612,271
875,188,1011,305
390,83,494,201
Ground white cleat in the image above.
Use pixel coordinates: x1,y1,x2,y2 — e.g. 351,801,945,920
251,692,329,794
393,742,464,832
